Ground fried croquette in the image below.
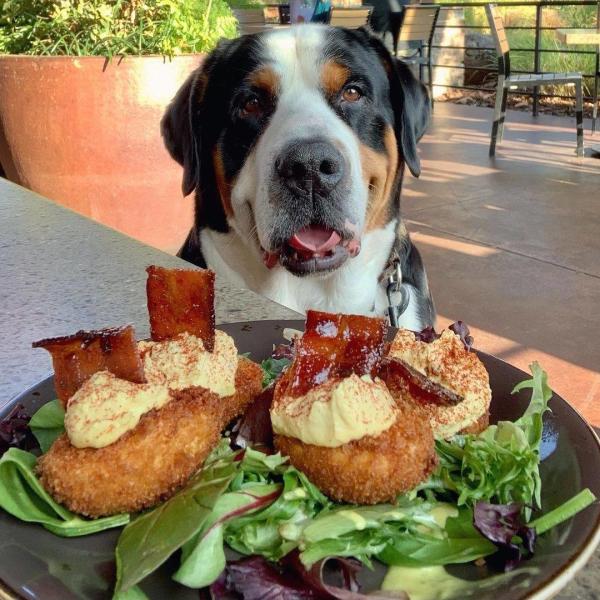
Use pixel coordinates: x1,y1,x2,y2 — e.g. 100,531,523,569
275,397,437,505
37,358,262,517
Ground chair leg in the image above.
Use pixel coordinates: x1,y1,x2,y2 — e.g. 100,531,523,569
497,87,508,143
490,83,504,157
593,56,599,134
575,80,584,157
428,61,434,111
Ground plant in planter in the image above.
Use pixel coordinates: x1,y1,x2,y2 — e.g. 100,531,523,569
0,0,238,252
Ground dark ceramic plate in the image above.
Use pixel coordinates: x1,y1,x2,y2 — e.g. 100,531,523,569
1,320,599,600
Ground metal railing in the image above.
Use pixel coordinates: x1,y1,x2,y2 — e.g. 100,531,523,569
427,0,599,112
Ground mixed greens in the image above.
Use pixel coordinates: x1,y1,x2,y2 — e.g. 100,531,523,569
0,361,597,599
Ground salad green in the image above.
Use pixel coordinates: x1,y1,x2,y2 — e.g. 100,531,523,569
0,447,128,536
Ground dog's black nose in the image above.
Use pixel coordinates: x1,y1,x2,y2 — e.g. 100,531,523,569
276,139,344,196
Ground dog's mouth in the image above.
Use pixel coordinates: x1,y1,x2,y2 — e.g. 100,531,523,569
262,225,361,276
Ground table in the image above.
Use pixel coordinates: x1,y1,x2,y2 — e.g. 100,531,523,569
0,178,597,598
0,178,298,407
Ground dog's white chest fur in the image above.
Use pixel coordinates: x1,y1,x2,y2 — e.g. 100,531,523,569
200,220,423,330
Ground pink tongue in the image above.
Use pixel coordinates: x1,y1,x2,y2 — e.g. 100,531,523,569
289,226,341,254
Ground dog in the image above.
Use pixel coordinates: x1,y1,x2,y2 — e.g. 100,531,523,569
161,25,435,330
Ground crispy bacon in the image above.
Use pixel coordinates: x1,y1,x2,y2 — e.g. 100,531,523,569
146,266,216,350
287,310,387,396
32,325,145,406
379,357,464,407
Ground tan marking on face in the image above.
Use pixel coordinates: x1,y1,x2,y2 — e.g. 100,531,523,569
213,148,234,217
362,127,400,231
248,67,280,96
320,61,350,98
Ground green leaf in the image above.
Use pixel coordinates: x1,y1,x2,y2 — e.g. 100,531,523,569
112,585,149,600
0,448,128,536
378,508,495,567
174,482,281,588
530,488,597,535
114,455,237,594
173,524,226,588
29,399,65,453
260,357,291,388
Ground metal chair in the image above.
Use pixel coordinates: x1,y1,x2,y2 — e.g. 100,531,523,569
390,5,440,107
486,3,584,157
329,7,372,28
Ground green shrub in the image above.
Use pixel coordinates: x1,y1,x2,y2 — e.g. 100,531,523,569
0,0,238,57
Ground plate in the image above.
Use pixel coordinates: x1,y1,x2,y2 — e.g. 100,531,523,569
1,320,599,600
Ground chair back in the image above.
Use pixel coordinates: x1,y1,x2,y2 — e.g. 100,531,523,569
330,7,372,28
397,5,440,45
485,3,511,76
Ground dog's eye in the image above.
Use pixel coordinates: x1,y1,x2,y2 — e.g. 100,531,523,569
342,86,362,103
241,95,262,116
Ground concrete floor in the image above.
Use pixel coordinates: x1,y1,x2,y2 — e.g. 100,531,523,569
403,103,600,426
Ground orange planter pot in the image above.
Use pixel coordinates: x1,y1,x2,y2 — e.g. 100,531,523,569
0,55,202,253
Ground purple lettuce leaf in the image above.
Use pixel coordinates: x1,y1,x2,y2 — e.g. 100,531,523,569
448,321,474,352
208,552,407,600
413,326,440,344
272,341,296,361
413,322,473,352
473,502,536,571
0,404,38,457
230,387,274,451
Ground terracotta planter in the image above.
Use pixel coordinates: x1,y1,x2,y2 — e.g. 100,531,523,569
0,55,202,253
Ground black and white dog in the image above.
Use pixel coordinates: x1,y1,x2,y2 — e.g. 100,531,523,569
162,25,435,330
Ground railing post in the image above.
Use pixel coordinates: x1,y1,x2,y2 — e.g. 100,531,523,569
533,2,542,116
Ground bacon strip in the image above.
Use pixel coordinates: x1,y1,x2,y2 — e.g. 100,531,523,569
379,357,464,407
32,325,145,406
146,266,216,350
287,310,387,396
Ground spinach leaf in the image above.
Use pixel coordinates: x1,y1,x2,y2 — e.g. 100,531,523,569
0,448,128,536
114,452,237,595
29,399,65,453
260,357,291,388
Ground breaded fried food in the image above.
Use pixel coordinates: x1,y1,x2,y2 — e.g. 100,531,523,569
275,396,437,505
37,357,262,517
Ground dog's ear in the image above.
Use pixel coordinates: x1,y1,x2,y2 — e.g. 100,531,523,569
161,70,203,196
358,28,431,177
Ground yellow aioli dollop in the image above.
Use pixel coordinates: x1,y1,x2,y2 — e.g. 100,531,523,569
64,371,170,449
382,566,474,600
139,330,238,398
270,374,398,448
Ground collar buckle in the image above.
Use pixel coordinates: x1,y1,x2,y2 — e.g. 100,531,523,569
386,260,409,327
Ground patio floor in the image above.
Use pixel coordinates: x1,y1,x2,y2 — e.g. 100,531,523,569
403,102,600,426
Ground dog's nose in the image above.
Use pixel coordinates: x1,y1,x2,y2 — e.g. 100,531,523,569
276,139,344,195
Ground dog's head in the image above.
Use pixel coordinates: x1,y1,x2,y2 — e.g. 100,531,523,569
162,25,430,277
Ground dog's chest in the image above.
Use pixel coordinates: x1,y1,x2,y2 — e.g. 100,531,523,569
200,223,396,317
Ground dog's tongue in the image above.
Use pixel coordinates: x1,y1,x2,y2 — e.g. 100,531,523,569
289,226,341,255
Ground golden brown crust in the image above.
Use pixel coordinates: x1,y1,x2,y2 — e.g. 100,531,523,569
275,398,437,505
37,358,262,517
458,411,490,435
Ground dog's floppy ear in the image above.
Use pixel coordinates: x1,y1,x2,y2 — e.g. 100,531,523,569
359,29,431,177
161,69,204,197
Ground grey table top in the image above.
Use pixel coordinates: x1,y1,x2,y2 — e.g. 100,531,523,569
0,178,298,407
0,178,597,599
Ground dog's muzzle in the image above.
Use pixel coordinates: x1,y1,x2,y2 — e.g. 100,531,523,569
262,138,362,276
